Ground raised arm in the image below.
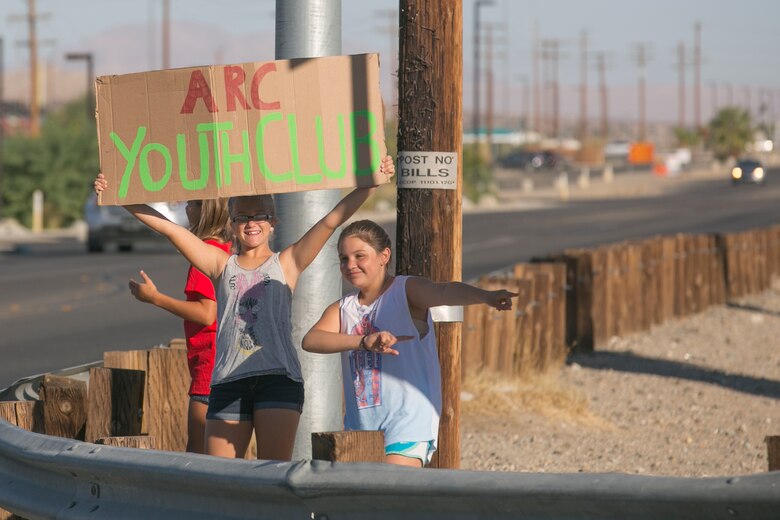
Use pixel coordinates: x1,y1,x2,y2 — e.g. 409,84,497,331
302,301,409,356
280,155,394,283
405,276,517,317
94,174,229,279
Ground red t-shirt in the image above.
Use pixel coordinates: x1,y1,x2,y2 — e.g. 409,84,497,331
183,238,231,396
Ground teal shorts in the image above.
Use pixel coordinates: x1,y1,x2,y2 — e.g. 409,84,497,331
385,440,436,466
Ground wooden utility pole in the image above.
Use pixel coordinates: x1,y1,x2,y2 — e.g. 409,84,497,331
531,19,540,134
541,39,560,138
677,41,686,129
579,30,588,140
27,0,40,136
597,52,608,139
632,43,649,141
710,82,718,118
693,22,701,129
485,23,494,157
396,0,463,469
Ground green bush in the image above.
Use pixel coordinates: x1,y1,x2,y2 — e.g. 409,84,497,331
1,97,98,227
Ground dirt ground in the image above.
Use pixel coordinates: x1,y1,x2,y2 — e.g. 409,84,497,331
460,281,780,477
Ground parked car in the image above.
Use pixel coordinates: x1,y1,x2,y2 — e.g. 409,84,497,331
84,193,189,252
730,158,766,186
499,150,562,171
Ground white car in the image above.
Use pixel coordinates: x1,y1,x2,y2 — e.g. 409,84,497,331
83,193,188,252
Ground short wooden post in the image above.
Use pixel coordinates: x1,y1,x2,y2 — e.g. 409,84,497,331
461,299,485,378
512,279,533,376
104,349,151,433
146,347,189,452
480,278,503,373
497,279,521,377
563,249,594,352
311,431,385,463
590,247,607,348
85,367,145,443
766,436,780,471
39,374,87,440
95,435,157,450
0,400,44,433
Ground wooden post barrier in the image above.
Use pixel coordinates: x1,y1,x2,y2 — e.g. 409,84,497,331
766,436,780,472
85,367,145,443
625,243,643,335
708,234,726,307
39,374,87,440
495,278,518,377
659,237,676,322
104,349,151,433
311,431,385,463
590,247,608,348
513,279,534,376
146,347,189,453
105,347,189,452
480,277,504,373
0,401,44,433
95,436,157,450
640,238,660,330
461,296,486,378
562,249,594,353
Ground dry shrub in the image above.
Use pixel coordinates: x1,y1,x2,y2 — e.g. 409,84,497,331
461,370,613,430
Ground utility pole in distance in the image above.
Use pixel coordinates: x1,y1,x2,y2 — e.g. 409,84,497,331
631,43,650,141
596,52,609,139
396,0,463,469
472,0,493,136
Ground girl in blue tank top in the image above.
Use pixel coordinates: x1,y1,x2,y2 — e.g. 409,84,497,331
303,220,518,467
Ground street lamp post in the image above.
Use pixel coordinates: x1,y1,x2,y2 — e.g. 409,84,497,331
65,52,94,120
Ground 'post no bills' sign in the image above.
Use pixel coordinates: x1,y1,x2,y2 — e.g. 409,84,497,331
96,53,387,205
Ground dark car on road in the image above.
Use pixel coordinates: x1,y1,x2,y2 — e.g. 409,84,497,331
731,158,766,186
499,150,562,171
84,193,189,252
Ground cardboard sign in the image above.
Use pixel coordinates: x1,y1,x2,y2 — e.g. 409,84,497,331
96,53,387,205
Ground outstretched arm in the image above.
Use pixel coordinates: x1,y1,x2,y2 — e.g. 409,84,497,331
405,276,517,316
302,301,411,356
280,155,395,285
94,174,229,279
129,270,216,326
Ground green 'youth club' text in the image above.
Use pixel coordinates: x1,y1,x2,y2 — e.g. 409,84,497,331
110,110,381,199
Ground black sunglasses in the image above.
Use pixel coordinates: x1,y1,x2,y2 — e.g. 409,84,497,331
231,214,273,224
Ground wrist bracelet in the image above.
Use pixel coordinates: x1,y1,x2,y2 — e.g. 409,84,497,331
359,335,369,351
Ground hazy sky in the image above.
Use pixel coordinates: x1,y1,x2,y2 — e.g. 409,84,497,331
1,0,779,124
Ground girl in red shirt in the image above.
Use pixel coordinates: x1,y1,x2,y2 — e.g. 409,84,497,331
127,199,232,453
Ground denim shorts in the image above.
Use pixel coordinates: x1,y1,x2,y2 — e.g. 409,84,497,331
190,394,209,405
206,374,305,421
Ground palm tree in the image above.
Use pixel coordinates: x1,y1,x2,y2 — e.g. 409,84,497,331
706,107,753,161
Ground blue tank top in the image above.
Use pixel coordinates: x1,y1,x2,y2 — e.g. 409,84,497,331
339,276,441,447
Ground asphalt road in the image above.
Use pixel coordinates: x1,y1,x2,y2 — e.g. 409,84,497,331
1,170,779,388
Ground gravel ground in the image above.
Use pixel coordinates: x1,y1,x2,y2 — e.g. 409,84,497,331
460,282,780,477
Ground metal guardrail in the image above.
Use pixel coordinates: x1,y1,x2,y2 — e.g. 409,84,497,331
1,420,779,520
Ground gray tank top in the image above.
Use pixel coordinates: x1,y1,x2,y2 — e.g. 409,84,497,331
212,253,302,386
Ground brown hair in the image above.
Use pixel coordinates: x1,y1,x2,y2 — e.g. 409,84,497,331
338,219,392,255
190,198,232,243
